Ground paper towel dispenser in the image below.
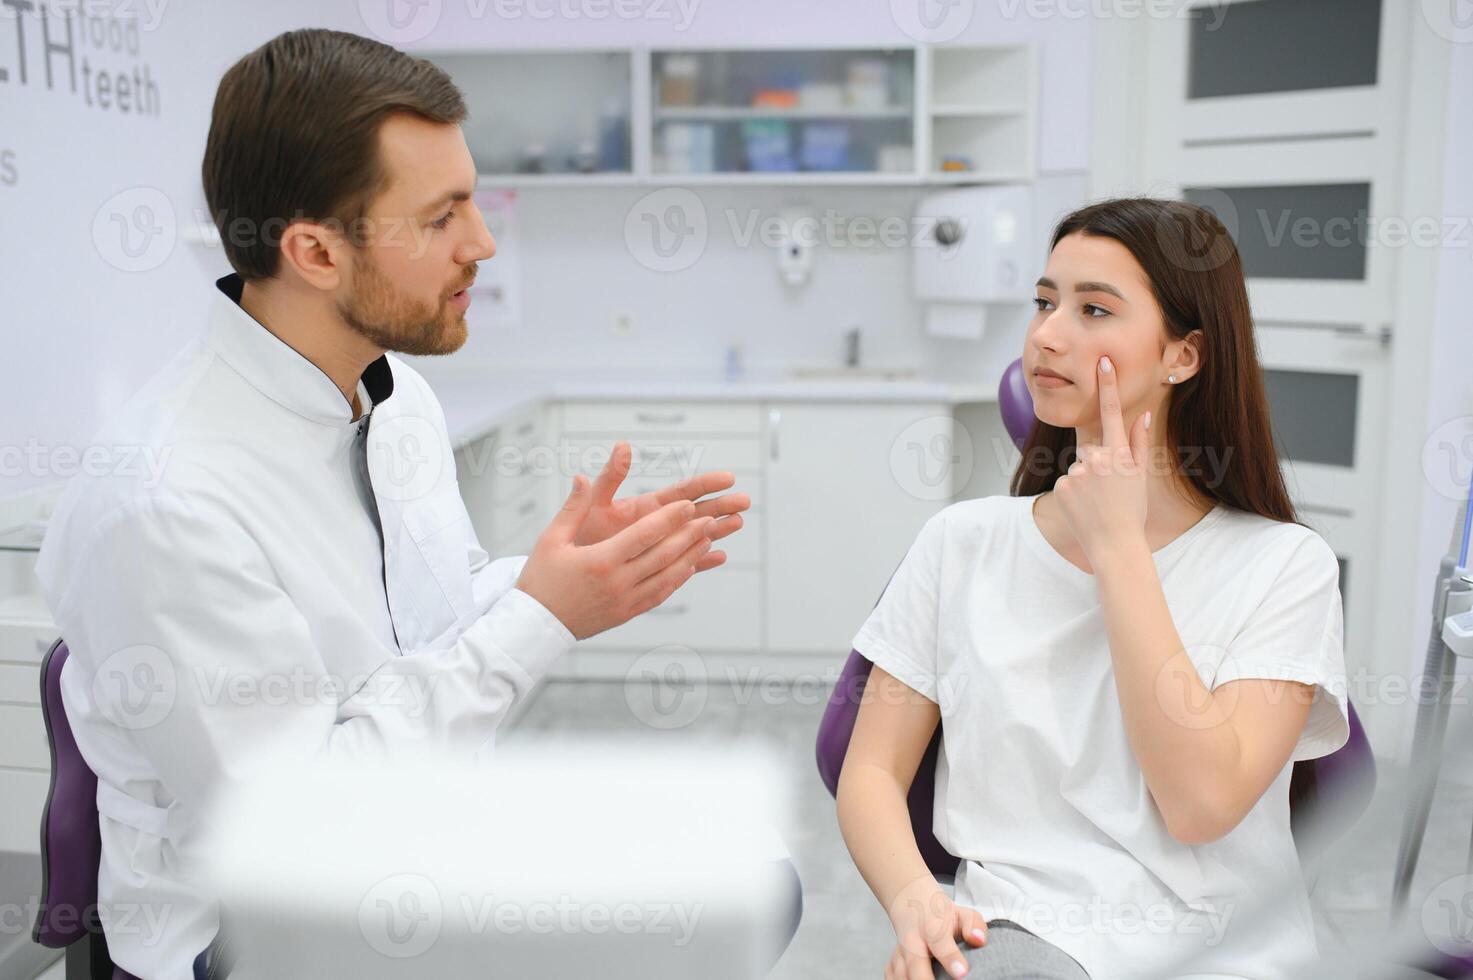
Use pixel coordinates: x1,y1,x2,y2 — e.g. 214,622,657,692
913,185,1035,340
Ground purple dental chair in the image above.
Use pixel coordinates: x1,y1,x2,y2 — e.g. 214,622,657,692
31,639,148,980
814,358,1405,967
31,638,221,980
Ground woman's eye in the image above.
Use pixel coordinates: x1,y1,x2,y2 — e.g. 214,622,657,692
432,210,455,230
1031,297,1109,318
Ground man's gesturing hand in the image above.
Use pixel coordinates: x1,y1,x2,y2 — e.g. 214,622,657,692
572,441,748,572
515,475,720,641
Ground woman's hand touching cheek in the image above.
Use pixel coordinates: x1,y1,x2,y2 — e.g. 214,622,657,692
1053,355,1152,566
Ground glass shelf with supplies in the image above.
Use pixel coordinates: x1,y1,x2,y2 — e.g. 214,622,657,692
421,49,635,179
650,48,917,178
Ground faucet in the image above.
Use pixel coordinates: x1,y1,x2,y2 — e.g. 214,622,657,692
844,325,861,369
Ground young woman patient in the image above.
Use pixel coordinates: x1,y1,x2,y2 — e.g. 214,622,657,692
837,198,1349,980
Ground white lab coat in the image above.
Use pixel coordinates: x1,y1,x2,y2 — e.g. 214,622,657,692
35,274,575,980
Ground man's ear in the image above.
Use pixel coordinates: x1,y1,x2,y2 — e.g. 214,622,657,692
277,219,348,293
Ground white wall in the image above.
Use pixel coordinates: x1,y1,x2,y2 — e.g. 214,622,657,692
1,1,1094,500
395,0,1092,378
0,1,368,499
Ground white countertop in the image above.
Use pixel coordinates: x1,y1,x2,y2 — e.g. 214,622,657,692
415,365,999,449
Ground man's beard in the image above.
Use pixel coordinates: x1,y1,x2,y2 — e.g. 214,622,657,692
338,253,473,356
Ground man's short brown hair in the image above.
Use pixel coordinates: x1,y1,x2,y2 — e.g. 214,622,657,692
202,29,467,281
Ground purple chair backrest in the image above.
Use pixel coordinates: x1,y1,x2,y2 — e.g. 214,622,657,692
33,639,101,949
33,639,142,980
815,359,1378,877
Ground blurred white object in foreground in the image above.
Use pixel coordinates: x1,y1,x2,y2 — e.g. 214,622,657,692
197,738,794,979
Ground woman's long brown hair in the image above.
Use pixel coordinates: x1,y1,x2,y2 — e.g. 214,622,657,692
1008,197,1301,529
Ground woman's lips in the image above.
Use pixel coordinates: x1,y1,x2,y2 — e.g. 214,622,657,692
1034,371,1072,388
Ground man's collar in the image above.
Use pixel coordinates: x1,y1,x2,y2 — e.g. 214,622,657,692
208,274,394,426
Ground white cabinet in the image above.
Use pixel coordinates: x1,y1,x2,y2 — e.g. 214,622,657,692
0,589,58,980
577,566,764,652
556,401,766,655
455,398,958,666
0,593,54,775
411,44,1036,188
924,44,1038,182
763,403,950,654
454,405,551,561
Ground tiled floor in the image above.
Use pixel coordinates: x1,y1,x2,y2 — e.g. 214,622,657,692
506,676,1473,979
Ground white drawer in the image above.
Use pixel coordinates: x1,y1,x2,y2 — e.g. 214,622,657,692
496,407,543,450
561,402,761,435
581,566,761,651
491,486,543,538
457,416,548,507
562,437,762,481
0,704,48,771
489,409,546,506
0,599,57,665
0,663,40,705
490,463,543,506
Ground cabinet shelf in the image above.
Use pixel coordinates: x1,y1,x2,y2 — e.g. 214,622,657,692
924,170,1032,184
476,172,639,188
649,171,922,186
654,105,911,121
925,44,1037,178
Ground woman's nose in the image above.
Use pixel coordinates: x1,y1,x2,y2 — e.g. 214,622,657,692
1031,311,1066,353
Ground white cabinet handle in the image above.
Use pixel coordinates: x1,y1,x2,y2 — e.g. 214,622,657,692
646,604,689,616
518,499,536,517
516,421,536,438
635,411,687,426
768,409,782,461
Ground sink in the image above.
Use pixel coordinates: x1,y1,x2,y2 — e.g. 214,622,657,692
786,366,921,382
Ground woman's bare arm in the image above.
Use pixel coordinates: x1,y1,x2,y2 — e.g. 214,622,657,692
838,665,986,979
837,664,943,911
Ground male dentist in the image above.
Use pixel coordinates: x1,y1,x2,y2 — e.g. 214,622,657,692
37,28,749,979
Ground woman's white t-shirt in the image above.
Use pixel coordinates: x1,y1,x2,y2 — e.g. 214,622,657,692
851,493,1350,980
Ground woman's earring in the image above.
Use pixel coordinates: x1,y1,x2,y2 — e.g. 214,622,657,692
1168,374,1177,384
